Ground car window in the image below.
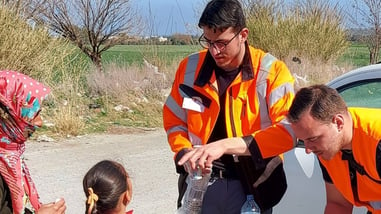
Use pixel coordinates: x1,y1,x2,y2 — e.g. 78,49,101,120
337,80,381,108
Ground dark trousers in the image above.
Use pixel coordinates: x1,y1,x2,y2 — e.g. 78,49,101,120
177,173,188,208
177,174,273,214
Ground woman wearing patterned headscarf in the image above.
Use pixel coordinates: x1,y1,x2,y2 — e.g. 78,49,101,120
0,70,66,214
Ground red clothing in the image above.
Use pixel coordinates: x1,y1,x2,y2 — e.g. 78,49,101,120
0,70,50,213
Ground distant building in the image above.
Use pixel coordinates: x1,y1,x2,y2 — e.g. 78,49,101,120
158,36,168,42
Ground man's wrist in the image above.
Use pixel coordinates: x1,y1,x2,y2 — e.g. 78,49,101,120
242,135,252,148
174,148,191,174
222,137,249,155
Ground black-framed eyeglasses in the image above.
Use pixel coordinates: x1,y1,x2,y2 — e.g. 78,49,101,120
198,30,241,52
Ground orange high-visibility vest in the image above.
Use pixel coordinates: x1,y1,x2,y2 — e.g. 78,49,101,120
320,108,381,213
163,45,295,158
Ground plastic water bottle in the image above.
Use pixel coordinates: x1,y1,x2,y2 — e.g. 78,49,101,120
176,162,210,214
241,195,260,214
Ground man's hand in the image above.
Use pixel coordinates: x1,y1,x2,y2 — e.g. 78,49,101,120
37,198,66,214
178,137,250,172
178,140,227,171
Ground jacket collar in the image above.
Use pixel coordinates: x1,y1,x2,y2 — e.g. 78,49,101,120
194,42,254,87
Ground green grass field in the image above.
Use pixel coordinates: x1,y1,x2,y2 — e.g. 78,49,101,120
102,45,202,65
103,43,371,68
337,43,370,67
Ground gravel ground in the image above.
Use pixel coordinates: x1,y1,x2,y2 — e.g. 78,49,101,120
24,129,367,214
25,129,178,214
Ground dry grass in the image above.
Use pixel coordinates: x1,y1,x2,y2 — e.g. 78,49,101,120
50,105,86,136
243,0,353,92
85,62,176,129
87,63,168,103
246,0,349,63
284,56,354,90
0,7,74,83
44,59,90,137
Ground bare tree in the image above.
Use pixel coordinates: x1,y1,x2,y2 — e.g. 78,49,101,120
1,0,47,20
33,0,140,71
350,0,381,64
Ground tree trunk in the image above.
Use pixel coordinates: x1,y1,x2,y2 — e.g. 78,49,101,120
91,54,103,72
370,51,376,64
375,50,380,64
369,45,380,64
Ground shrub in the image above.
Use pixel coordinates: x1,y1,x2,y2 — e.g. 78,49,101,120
0,7,74,82
0,6,90,137
246,0,349,63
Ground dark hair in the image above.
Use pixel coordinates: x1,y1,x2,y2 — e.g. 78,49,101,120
83,160,129,214
287,84,347,123
198,0,246,32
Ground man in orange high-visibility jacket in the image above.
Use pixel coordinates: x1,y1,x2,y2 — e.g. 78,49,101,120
287,85,381,214
162,0,296,213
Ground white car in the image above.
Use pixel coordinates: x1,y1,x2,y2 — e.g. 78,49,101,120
274,64,381,213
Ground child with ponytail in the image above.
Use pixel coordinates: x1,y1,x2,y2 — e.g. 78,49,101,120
83,160,133,214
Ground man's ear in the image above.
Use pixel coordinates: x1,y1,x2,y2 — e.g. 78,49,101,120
333,114,344,131
240,28,249,42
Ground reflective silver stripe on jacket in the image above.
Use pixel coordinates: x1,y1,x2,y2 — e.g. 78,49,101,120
183,53,199,87
370,201,381,210
254,156,282,187
165,53,201,145
256,53,277,129
256,53,296,144
188,132,202,146
280,118,296,143
164,95,187,123
164,53,201,136
167,125,188,136
269,83,294,108
182,53,202,146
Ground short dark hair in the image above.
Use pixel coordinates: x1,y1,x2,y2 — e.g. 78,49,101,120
83,160,130,214
287,84,347,124
198,0,246,32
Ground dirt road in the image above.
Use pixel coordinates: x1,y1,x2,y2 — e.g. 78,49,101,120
25,129,178,214
25,128,367,214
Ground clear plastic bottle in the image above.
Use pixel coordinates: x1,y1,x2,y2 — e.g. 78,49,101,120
176,162,211,214
240,195,260,214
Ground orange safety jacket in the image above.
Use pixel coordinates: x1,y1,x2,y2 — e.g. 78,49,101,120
320,108,381,213
163,44,296,161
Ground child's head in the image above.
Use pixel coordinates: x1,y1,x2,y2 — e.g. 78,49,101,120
83,160,132,214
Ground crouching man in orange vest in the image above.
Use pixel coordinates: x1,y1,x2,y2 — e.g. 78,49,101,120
287,84,381,214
